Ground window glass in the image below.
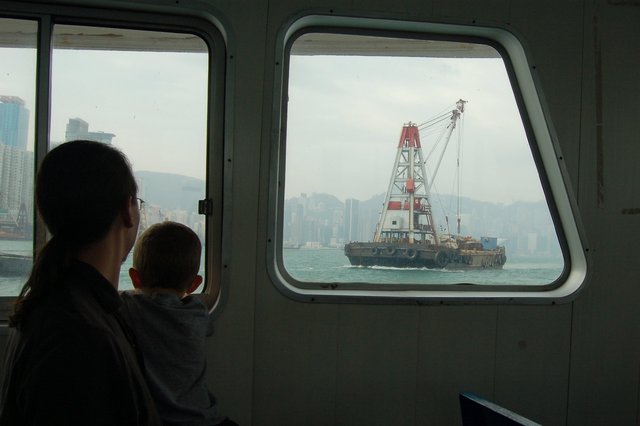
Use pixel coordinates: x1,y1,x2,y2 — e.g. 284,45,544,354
282,32,564,287
0,18,37,296
51,25,209,290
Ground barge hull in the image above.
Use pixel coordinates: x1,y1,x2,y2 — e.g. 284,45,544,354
344,242,505,270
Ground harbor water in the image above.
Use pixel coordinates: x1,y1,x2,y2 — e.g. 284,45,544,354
283,248,564,286
1,240,150,296
1,241,564,297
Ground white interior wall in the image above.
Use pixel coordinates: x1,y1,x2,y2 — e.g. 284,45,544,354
209,0,640,424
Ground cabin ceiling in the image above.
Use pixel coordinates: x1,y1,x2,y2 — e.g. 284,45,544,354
290,33,501,58
1,18,500,58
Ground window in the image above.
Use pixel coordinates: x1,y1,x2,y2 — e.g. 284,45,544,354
0,18,37,296
0,7,225,300
268,17,588,302
50,25,210,291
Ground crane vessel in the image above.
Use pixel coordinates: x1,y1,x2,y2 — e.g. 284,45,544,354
344,100,506,269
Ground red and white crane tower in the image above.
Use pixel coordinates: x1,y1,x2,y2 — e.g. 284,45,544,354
373,99,466,246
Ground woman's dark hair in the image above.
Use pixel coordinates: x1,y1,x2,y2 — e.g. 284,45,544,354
10,140,137,327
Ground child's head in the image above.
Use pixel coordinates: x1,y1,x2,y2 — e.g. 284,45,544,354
129,221,202,294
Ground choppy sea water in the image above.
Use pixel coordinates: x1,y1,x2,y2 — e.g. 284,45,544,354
283,248,564,286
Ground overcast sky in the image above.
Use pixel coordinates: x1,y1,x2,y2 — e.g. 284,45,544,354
50,49,208,179
2,35,545,206
285,54,545,205
1,45,208,181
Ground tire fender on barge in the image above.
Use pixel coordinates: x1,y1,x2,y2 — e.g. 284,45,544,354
435,250,449,268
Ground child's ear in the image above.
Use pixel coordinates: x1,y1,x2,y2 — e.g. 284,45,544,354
186,275,203,294
129,268,143,289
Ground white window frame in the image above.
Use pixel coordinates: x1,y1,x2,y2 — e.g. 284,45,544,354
267,14,590,304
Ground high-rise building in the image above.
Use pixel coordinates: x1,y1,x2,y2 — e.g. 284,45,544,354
344,198,359,242
0,96,29,150
65,117,90,142
65,117,115,144
292,203,304,245
0,142,33,216
0,96,33,226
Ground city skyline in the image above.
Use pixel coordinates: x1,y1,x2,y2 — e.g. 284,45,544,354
0,95,206,239
283,190,561,258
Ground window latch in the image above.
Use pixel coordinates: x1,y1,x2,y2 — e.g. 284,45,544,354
198,199,213,215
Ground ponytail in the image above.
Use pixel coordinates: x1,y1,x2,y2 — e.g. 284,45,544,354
10,236,70,328
9,140,137,328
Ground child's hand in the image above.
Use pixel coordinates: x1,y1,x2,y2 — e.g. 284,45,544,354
193,274,220,311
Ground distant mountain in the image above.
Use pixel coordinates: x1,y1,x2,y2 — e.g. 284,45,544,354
285,192,343,211
360,193,385,211
134,171,204,213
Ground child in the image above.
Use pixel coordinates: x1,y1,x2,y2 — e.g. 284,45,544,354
119,221,236,426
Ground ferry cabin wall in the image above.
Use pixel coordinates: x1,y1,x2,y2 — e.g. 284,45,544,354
1,0,640,425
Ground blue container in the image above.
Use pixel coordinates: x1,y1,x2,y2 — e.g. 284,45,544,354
480,236,498,250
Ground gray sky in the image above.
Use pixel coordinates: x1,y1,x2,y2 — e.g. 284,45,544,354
1,47,36,146
285,54,545,204
2,34,545,205
50,49,208,178
1,45,207,181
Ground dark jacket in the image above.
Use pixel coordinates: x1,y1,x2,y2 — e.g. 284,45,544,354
0,261,161,426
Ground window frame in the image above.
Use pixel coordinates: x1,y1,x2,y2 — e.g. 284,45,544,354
0,2,229,325
267,13,590,304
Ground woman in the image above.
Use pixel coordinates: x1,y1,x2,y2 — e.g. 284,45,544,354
0,140,160,425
